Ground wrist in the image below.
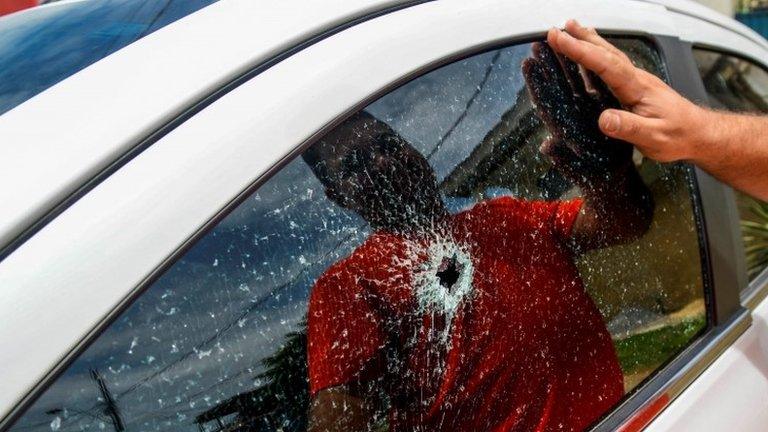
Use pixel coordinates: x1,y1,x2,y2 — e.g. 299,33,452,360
685,106,722,164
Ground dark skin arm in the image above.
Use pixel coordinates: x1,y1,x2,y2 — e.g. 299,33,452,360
523,41,654,253
309,374,386,432
308,388,372,432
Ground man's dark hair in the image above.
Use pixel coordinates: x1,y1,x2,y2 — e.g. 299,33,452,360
301,110,383,185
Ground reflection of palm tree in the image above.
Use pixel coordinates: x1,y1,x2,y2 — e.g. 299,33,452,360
195,321,309,432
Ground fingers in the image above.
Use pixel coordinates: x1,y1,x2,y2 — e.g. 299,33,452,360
534,41,586,97
557,47,589,98
522,58,560,136
564,19,627,59
599,109,656,144
522,56,570,139
548,26,645,107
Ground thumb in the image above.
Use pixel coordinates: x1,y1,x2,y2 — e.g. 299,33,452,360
599,109,650,144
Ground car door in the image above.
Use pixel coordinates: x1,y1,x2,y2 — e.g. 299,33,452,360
0,0,750,430
645,9,768,431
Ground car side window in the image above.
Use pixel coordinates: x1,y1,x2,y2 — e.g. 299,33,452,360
10,39,707,432
693,48,768,282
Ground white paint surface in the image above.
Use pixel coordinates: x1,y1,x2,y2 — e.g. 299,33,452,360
2,0,768,428
647,296,768,431
0,0,410,250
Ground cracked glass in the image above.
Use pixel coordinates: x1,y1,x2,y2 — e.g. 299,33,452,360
10,38,707,432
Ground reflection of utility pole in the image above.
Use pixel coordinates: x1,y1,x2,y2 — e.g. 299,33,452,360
90,369,125,432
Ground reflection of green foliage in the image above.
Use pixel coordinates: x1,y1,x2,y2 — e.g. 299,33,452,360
248,321,309,431
196,322,310,431
742,199,768,278
614,315,705,375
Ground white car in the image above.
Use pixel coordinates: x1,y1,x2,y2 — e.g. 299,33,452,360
1,0,768,431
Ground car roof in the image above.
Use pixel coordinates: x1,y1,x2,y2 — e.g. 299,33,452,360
0,0,764,259
0,0,218,116
641,0,768,49
0,0,414,257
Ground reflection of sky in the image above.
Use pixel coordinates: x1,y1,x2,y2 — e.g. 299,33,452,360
368,46,529,180
12,44,529,432
13,157,371,432
0,0,218,116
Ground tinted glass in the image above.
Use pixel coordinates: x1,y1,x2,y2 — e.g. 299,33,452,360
693,48,768,281
11,39,707,432
0,0,218,116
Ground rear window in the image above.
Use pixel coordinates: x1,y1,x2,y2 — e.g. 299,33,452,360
0,0,218,116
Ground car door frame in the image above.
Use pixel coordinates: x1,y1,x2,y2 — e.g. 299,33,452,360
646,13,768,429
0,1,754,430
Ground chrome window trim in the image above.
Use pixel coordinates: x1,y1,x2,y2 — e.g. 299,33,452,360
744,269,768,311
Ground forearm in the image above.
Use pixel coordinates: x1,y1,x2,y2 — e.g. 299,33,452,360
309,388,374,432
690,110,768,201
572,167,654,252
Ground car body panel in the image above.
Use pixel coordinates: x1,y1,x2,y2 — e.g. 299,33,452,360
667,7,768,61
647,281,768,431
0,0,680,421
645,0,768,50
0,0,412,252
1,0,767,429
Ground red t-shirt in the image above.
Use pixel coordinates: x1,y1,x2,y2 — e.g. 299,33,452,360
308,197,623,431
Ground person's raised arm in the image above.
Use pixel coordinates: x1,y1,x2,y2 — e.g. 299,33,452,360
548,20,768,201
523,42,654,252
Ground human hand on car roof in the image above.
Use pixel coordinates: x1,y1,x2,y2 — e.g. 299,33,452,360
548,19,768,201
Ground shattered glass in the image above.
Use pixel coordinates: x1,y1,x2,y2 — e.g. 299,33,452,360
10,39,706,432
